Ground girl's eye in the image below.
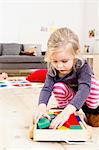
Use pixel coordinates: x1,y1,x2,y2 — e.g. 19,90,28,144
62,60,68,63
53,61,57,63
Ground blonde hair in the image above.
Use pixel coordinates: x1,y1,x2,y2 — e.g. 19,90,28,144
44,27,84,76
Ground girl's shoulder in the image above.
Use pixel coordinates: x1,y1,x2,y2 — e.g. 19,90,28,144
47,66,57,77
75,58,93,76
74,58,84,70
75,58,91,70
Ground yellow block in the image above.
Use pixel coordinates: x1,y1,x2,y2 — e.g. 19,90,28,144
58,126,69,130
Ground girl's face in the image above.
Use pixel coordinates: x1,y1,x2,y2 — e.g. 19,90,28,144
51,45,75,77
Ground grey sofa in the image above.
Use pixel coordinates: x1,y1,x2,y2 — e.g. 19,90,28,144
0,43,46,73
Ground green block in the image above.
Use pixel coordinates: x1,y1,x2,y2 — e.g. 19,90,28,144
49,114,56,121
70,125,82,129
38,118,50,129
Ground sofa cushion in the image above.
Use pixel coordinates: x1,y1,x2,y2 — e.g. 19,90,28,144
2,43,22,55
0,44,2,55
26,69,48,82
20,47,36,56
23,44,41,56
0,55,45,63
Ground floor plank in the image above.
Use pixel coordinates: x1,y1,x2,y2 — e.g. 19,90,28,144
0,78,99,150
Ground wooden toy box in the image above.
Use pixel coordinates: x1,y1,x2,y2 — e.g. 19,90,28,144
33,109,90,142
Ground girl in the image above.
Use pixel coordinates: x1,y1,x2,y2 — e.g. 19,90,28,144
35,27,99,128
0,72,8,80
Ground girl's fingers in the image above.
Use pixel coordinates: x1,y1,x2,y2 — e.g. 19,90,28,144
34,113,42,123
50,119,64,129
34,112,50,124
50,117,60,129
43,114,51,120
50,113,67,129
57,121,65,128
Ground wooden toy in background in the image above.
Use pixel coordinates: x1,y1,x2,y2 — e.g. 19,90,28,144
0,77,44,89
0,78,33,89
33,109,92,143
0,81,7,88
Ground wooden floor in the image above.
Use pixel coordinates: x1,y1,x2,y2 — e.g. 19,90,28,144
0,77,99,150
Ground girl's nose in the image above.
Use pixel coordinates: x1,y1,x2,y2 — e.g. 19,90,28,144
57,62,64,69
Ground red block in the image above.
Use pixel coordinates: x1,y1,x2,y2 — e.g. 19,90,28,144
64,121,71,128
64,113,80,127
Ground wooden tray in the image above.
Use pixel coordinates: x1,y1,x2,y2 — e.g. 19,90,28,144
33,109,90,143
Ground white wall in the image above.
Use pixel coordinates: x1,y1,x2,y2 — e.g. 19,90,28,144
97,0,99,36
83,0,98,43
0,0,84,51
0,0,98,52
82,0,99,53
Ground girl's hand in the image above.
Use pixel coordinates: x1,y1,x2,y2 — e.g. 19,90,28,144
35,103,50,123
50,110,69,129
50,104,76,129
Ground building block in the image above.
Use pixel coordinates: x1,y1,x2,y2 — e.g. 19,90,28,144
63,121,71,128
37,118,50,129
64,113,80,127
70,125,82,129
53,111,61,115
76,115,82,122
48,114,56,121
37,114,56,129
58,126,69,130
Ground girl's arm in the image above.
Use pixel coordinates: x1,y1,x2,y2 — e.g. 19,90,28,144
38,74,55,105
70,61,92,110
35,103,50,123
35,74,54,123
